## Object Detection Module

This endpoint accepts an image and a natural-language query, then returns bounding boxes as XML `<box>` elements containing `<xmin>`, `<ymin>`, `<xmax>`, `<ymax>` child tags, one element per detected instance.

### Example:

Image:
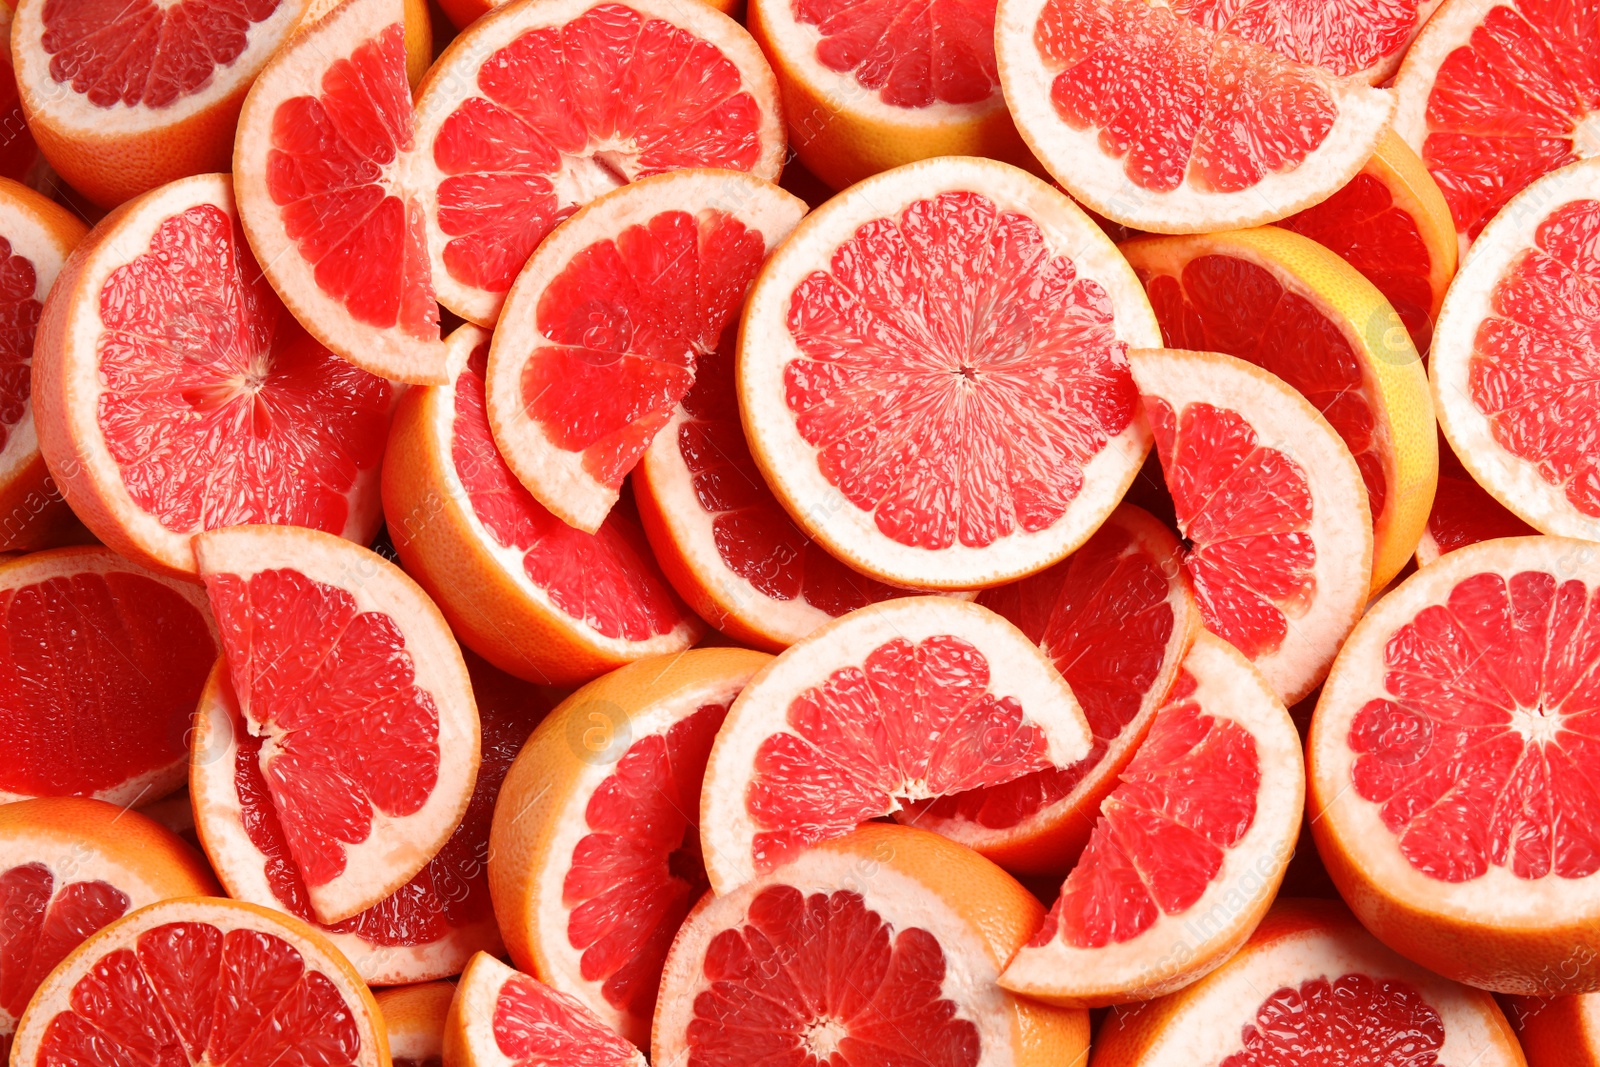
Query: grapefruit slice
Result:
<box><xmin>738</xmin><ymin>156</ymin><xmax>1161</xmax><ymax>590</ymax></box>
<box><xmin>996</xmin><ymin>0</ymin><xmax>1395</xmax><ymax>234</ymax></box>
<box><xmin>1430</xmin><ymin>158</ymin><xmax>1600</xmax><ymax>542</ymax></box>
<box><xmin>699</xmin><ymin>595</ymin><xmax>1094</xmax><ymax>893</ymax></box>
<box><xmin>0</xmin><ymin>546</ymin><xmax>218</xmax><ymax>805</ymax></box>
<box><xmin>999</xmin><ymin>631</ymin><xmax>1303</xmax><ymax>1006</ymax></box>
<box><xmin>1089</xmin><ymin>898</ymin><xmax>1526</xmax><ymax>1066</ymax></box>
<box><xmin>445</xmin><ymin>952</ymin><xmax>646</xmax><ymax>1066</ymax></box>
<box><xmin>1510</xmin><ymin>994</ymin><xmax>1600</xmax><ymax>1067</ymax></box>
<box><xmin>488</xmin><ymin>647</ymin><xmax>768</xmax><ymax>1047</ymax></box>
<box><xmin>653</xmin><ymin>823</ymin><xmax>1089</xmax><ymax>1066</ymax></box>
<box><xmin>376</xmin><ymin>981</ymin><xmax>452</xmax><ymax>1067</ymax></box>
<box><xmin>33</xmin><ymin>172</ymin><xmax>395</xmax><ymax>578</ymax></box>
<box><xmin>9</xmin><ymin>896</ymin><xmax>389</xmax><ymax>1067</ymax></box>
<box><xmin>1162</xmin><ymin>0</ymin><xmax>1443</xmax><ymax>83</ymax></box>
<box><xmin>1129</xmin><ymin>348</ymin><xmax>1373</xmax><ymax>704</ymax></box>
<box><xmin>485</xmin><ymin>171</ymin><xmax>804</xmax><ymax>532</ymax></box>
<box><xmin>1122</xmin><ymin>227</ymin><xmax>1436</xmax><ymax>594</ymax></box>
<box><xmin>383</xmin><ymin>323</ymin><xmax>702</xmax><ymax>686</ymax></box>
<box><xmin>0</xmin><ymin>797</ymin><xmax>218</xmax><ymax>1059</ymax></box>
<box><xmin>1417</xmin><ymin>434</ymin><xmax>1535</xmax><ymax>566</ymax></box>
<box><xmin>193</xmin><ymin>524</ymin><xmax>481</xmax><ymax>926</ymax></box>
<box><xmin>902</xmin><ymin>503</ymin><xmax>1200</xmax><ymax>876</ymax></box>
<box><xmin>234</xmin><ymin>0</ymin><xmax>446</xmax><ymax>385</ymax></box>
<box><xmin>1310</xmin><ymin>534</ymin><xmax>1600</xmax><ymax>994</ymax></box>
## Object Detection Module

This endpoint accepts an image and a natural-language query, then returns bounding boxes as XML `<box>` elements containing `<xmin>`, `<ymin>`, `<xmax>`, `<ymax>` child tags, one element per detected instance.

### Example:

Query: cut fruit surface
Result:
<box><xmin>1417</xmin><ymin>434</ymin><xmax>1535</xmax><ymax>567</ymax></box>
<box><xmin>1164</xmin><ymin>0</ymin><xmax>1441</xmax><ymax>82</ymax></box>
<box><xmin>485</xmin><ymin>170</ymin><xmax>805</xmax><ymax>532</ymax></box>
<box><xmin>1000</xmin><ymin>631</ymin><xmax>1303</xmax><ymax>1006</ymax></box>
<box><xmin>699</xmin><ymin>595</ymin><xmax>1093</xmax><ymax>893</ymax></box>
<box><xmin>739</xmin><ymin>156</ymin><xmax>1161</xmax><ymax>590</ymax></box>
<box><xmin>376</xmin><ymin>981</ymin><xmax>452</xmax><ymax>1067</ymax></box>
<box><xmin>193</xmin><ymin>524</ymin><xmax>481</xmax><ymax>926</ymax></box>
<box><xmin>34</xmin><ymin>172</ymin><xmax>394</xmax><ymax>577</ymax></box>
<box><xmin>384</xmin><ymin>323</ymin><xmax>702</xmax><ymax>687</ymax></box>
<box><xmin>0</xmin><ymin>546</ymin><xmax>218</xmax><ymax>805</ymax></box>
<box><xmin>412</xmin><ymin>0</ymin><xmax>785</xmax><ymax>326</ymax></box>
<box><xmin>445</xmin><ymin>951</ymin><xmax>646</xmax><ymax>1067</ymax></box>
<box><xmin>904</xmin><ymin>504</ymin><xmax>1199</xmax><ymax>876</ymax></box>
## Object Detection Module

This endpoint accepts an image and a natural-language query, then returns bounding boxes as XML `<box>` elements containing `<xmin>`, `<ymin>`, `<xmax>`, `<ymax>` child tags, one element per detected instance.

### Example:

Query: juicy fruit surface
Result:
<box><xmin>1425</xmin><ymin>444</ymin><xmax>1534</xmax><ymax>557</ymax></box>
<box><xmin>1170</xmin><ymin>0</ymin><xmax>1422</xmax><ymax>76</ymax></box>
<box><xmin>792</xmin><ymin>0</ymin><xmax>998</xmax><ymax>107</ymax></box>
<box><xmin>0</xmin><ymin>234</ymin><xmax>41</xmax><ymax>455</ymax></box>
<box><xmin>97</xmin><ymin>204</ymin><xmax>393</xmax><ymax>534</ymax></box>
<box><xmin>433</xmin><ymin>3</ymin><xmax>768</xmax><ymax>296</ymax></box>
<box><xmin>785</xmin><ymin>190</ymin><xmax>1135</xmax><ymax>551</ymax></box>
<box><xmin>493</xmin><ymin>972</ymin><xmax>638</xmax><ymax>1065</ymax></box>
<box><xmin>1221</xmin><ymin>973</ymin><xmax>1445</xmax><ymax>1065</ymax></box>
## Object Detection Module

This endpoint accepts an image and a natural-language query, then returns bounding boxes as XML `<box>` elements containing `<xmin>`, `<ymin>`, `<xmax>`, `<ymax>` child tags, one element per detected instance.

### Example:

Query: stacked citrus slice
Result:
<box><xmin>445</xmin><ymin>952</ymin><xmax>647</xmax><ymax>1066</ymax></box>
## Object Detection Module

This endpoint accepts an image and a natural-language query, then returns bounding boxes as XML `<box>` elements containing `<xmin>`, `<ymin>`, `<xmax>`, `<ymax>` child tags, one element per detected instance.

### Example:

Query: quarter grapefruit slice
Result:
<box><xmin>1417</xmin><ymin>434</ymin><xmax>1535</xmax><ymax>566</ymax></box>
<box><xmin>1129</xmin><ymin>348</ymin><xmax>1373</xmax><ymax>704</ymax></box>
<box><xmin>376</xmin><ymin>981</ymin><xmax>452</xmax><ymax>1067</ymax></box>
<box><xmin>738</xmin><ymin>156</ymin><xmax>1161</xmax><ymax>590</ymax></box>
<box><xmin>445</xmin><ymin>952</ymin><xmax>646</xmax><ymax>1066</ymax></box>
<box><xmin>384</xmin><ymin>324</ymin><xmax>702</xmax><ymax>686</ymax></box>
<box><xmin>485</xmin><ymin>171</ymin><xmax>804</xmax><ymax>532</ymax></box>
<box><xmin>193</xmin><ymin>524</ymin><xmax>481</xmax><ymax>925</ymax></box>
<box><xmin>488</xmin><ymin>647</ymin><xmax>768</xmax><ymax>1047</ymax></box>
<box><xmin>699</xmin><ymin>595</ymin><xmax>1094</xmax><ymax>893</ymax></box>
<box><xmin>34</xmin><ymin>172</ymin><xmax>395</xmax><ymax>578</ymax></box>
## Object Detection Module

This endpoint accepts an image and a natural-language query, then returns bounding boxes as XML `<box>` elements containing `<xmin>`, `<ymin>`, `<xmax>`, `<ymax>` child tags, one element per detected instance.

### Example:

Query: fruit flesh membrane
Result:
<box><xmin>792</xmin><ymin>0</ymin><xmax>1000</xmax><ymax>108</ymax></box>
<box><xmin>492</xmin><ymin>971</ymin><xmax>638</xmax><ymax>1065</ymax></box>
<box><xmin>0</xmin><ymin>232</ymin><xmax>40</xmax><ymax>456</ymax></box>
<box><xmin>1170</xmin><ymin>0</ymin><xmax>1424</xmax><ymax>77</ymax></box>
<box><xmin>1221</xmin><ymin>972</ymin><xmax>1450</xmax><ymax>1064</ymax></box>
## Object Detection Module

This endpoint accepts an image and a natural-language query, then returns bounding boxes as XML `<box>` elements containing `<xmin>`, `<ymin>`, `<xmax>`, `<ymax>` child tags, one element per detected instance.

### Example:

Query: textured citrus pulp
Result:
<box><xmin>485</xmin><ymin>170</ymin><xmax>804</xmax><ymax>533</ymax></box>
<box><xmin>0</xmin><ymin>797</ymin><xmax>218</xmax><ymax>1059</ymax></box>
<box><xmin>1089</xmin><ymin>898</ymin><xmax>1525</xmax><ymax>1066</ymax></box>
<box><xmin>1122</xmin><ymin>228</ymin><xmax>1436</xmax><ymax>596</ymax></box>
<box><xmin>487</xmin><ymin>648</ymin><xmax>766</xmax><ymax>1047</ymax></box>
<box><xmin>8</xmin><ymin>896</ymin><xmax>389</xmax><ymax>1067</ymax></box>
<box><xmin>445</xmin><ymin>951</ymin><xmax>646</xmax><ymax>1067</ymax></box>
<box><xmin>383</xmin><ymin>323</ymin><xmax>702</xmax><ymax>687</ymax></box>
<box><xmin>1310</xmin><ymin>534</ymin><xmax>1600</xmax><ymax>994</ymax></box>
<box><xmin>902</xmin><ymin>504</ymin><xmax>1199</xmax><ymax>876</ymax></box>
<box><xmin>193</xmin><ymin>524</ymin><xmax>480</xmax><ymax>926</ymax></box>
<box><xmin>995</xmin><ymin>0</ymin><xmax>1395</xmax><ymax>234</ymax></box>
<box><xmin>1417</xmin><ymin>434</ymin><xmax>1535</xmax><ymax>566</ymax></box>
<box><xmin>304</xmin><ymin>0</ymin><xmax>433</xmax><ymax>88</ymax></box>
<box><xmin>698</xmin><ymin>596</ymin><xmax>1094</xmax><ymax>893</ymax></box>
<box><xmin>375</xmin><ymin>981</ymin><xmax>453</xmax><ymax>1067</ymax></box>
<box><xmin>739</xmin><ymin>156</ymin><xmax>1161</xmax><ymax>590</ymax></box>
<box><xmin>0</xmin><ymin>546</ymin><xmax>218</xmax><ymax>806</ymax></box>
<box><xmin>33</xmin><ymin>173</ymin><xmax>394</xmax><ymax>577</ymax></box>
<box><xmin>999</xmin><ymin>631</ymin><xmax>1302</xmax><ymax>1006</ymax></box>
<box><xmin>233</xmin><ymin>0</ymin><xmax>447</xmax><ymax>385</ymax></box>
<box><xmin>1129</xmin><ymin>349</ymin><xmax>1373</xmax><ymax>704</ymax></box>
<box><xmin>1507</xmin><ymin>994</ymin><xmax>1600</xmax><ymax>1067</ymax></box>
<box><xmin>10</xmin><ymin>0</ymin><xmax>307</xmax><ymax>210</ymax></box>
<box><xmin>652</xmin><ymin>823</ymin><xmax>1089</xmax><ymax>1066</ymax></box>
<box><xmin>1430</xmin><ymin>158</ymin><xmax>1600</xmax><ymax>542</ymax></box>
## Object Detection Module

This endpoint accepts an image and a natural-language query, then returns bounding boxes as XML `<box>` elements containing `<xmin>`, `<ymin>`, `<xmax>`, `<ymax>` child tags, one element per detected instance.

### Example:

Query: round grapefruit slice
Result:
<box><xmin>193</xmin><ymin>524</ymin><xmax>481</xmax><ymax>926</ymax></box>
<box><xmin>0</xmin><ymin>546</ymin><xmax>218</xmax><ymax>806</ymax></box>
<box><xmin>9</xmin><ymin>896</ymin><xmax>389</xmax><ymax>1067</ymax></box>
<box><xmin>901</xmin><ymin>503</ymin><xmax>1200</xmax><ymax>876</ymax></box>
<box><xmin>652</xmin><ymin>823</ymin><xmax>1089</xmax><ymax>1066</ymax></box>
<box><xmin>1129</xmin><ymin>348</ymin><xmax>1373</xmax><ymax>704</ymax></box>
<box><xmin>1160</xmin><ymin>0</ymin><xmax>1443</xmax><ymax>83</ymax></box>
<box><xmin>384</xmin><ymin>323</ymin><xmax>702</xmax><ymax>686</ymax></box>
<box><xmin>234</xmin><ymin>0</ymin><xmax>446</xmax><ymax>385</ymax></box>
<box><xmin>376</xmin><ymin>981</ymin><xmax>452</xmax><ymax>1067</ymax></box>
<box><xmin>485</xmin><ymin>170</ymin><xmax>804</xmax><ymax>532</ymax></box>
<box><xmin>488</xmin><ymin>647</ymin><xmax>768</xmax><ymax>1047</ymax></box>
<box><xmin>0</xmin><ymin>797</ymin><xmax>218</xmax><ymax>1059</ymax></box>
<box><xmin>1121</xmin><ymin>227</ymin><xmax>1436</xmax><ymax>594</ymax></box>
<box><xmin>33</xmin><ymin>172</ymin><xmax>395</xmax><ymax>578</ymax></box>
<box><xmin>1089</xmin><ymin>898</ymin><xmax>1526</xmax><ymax>1066</ymax></box>
<box><xmin>738</xmin><ymin>156</ymin><xmax>1161</xmax><ymax>590</ymax></box>
<box><xmin>412</xmin><ymin>0</ymin><xmax>785</xmax><ymax>327</ymax></box>
<box><xmin>999</xmin><ymin>631</ymin><xmax>1303</xmax><ymax>1006</ymax></box>
<box><xmin>698</xmin><ymin>595</ymin><xmax>1094</xmax><ymax>893</ymax></box>
<box><xmin>446</xmin><ymin>951</ymin><xmax>645</xmax><ymax>1066</ymax></box>
<box><xmin>1510</xmin><ymin>994</ymin><xmax>1600</xmax><ymax>1067</ymax></box>
<box><xmin>1417</xmin><ymin>435</ymin><xmax>1535</xmax><ymax>566</ymax></box>
<box><xmin>1310</xmin><ymin>534</ymin><xmax>1600</xmax><ymax>994</ymax></box>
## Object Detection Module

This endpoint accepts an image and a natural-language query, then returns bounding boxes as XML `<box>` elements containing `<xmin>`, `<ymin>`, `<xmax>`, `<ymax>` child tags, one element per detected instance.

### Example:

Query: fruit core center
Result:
<box><xmin>804</xmin><ymin>1016</ymin><xmax>849</xmax><ymax>1059</ymax></box>
<box><xmin>558</xmin><ymin>147</ymin><xmax>635</xmax><ymax>206</ymax></box>
<box><xmin>954</xmin><ymin>364</ymin><xmax>980</xmax><ymax>384</ymax></box>
<box><xmin>1573</xmin><ymin>110</ymin><xmax>1600</xmax><ymax>158</ymax></box>
<box><xmin>1509</xmin><ymin>703</ymin><xmax>1564</xmax><ymax>745</ymax></box>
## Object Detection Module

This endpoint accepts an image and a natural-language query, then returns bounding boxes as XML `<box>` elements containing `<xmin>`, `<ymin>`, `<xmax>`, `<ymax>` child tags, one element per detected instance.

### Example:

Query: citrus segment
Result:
<box><xmin>445</xmin><ymin>952</ymin><xmax>646</xmax><ymax>1067</ymax></box>
<box><xmin>375</xmin><ymin>981</ymin><xmax>452</xmax><ymax>1067</ymax></box>
<box><xmin>1166</xmin><ymin>0</ymin><xmax>1440</xmax><ymax>81</ymax></box>
<box><xmin>1417</xmin><ymin>435</ymin><xmax>1535</xmax><ymax>566</ymax></box>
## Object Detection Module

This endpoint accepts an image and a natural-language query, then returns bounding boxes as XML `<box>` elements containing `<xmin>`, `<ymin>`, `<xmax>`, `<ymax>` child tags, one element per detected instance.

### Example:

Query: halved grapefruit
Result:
<box><xmin>194</xmin><ymin>524</ymin><xmax>481</xmax><ymax>925</ymax></box>
<box><xmin>383</xmin><ymin>323</ymin><xmax>702</xmax><ymax>686</ymax></box>
<box><xmin>738</xmin><ymin>156</ymin><xmax>1161</xmax><ymax>590</ymax></box>
<box><xmin>1163</xmin><ymin>0</ymin><xmax>1443</xmax><ymax>83</ymax></box>
<box><xmin>445</xmin><ymin>951</ymin><xmax>646</xmax><ymax>1066</ymax></box>
<box><xmin>1510</xmin><ymin>994</ymin><xmax>1600</xmax><ymax>1067</ymax></box>
<box><xmin>376</xmin><ymin>981</ymin><xmax>453</xmax><ymax>1067</ymax></box>
<box><xmin>1417</xmin><ymin>434</ymin><xmax>1534</xmax><ymax>567</ymax></box>
<box><xmin>485</xmin><ymin>170</ymin><xmax>804</xmax><ymax>532</ymax></box>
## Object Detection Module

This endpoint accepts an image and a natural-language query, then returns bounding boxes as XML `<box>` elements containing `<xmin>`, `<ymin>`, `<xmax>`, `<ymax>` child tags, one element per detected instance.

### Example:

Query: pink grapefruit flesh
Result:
<box><xmin>794</xmin><ymin>0</ymin><xmax>999</xmax><ymax>107</ymax></box>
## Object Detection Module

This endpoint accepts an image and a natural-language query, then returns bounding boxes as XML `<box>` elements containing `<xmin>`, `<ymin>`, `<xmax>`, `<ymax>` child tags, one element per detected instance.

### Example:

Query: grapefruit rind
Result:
<box><xmin>0</xmin><ymin>797</ymin><xmax>217</xmax><ymax>904</ymax></box>
<box><xmin>374</xmin><ymin>981</ymin><xmax>453</xmax><ymax>1062</ymax></box>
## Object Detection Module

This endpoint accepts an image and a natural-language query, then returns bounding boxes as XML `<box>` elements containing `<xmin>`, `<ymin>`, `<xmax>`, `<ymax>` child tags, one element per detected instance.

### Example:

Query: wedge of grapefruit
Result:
<box><xmin>376</xmin><ymin>981</ymin><xmax>453</xmax><ymax>1067</ymax></box>
<box><xmin>739</xmin><ymin>156</ymin><xmax>1161</xmax><ymax>590</ymax></box>
<box><xmin>485</xmin><ymin>171</ymin><xmax>804</xmax><ymax>532</ymax></box>
<box><xmin>1417</xmin><ymin>434</ymin><xmax>1534</xmax><ymax>566</ymax></box>
<box><xmin>446</xmin><ymin>951</ymin><xmax>646</xmax><ymax>1066</ymax></box>
<box><xmin>384</xmin><ymin>324</ymin><xmax>702</xmax><ymax>686</ymax></box>
<box><xmin>1510</xmin><ymin>994</ymin><xmax>1600</xmax><ymax>1067</ymax></box>
<box><xmin>1164</xmin><ymin>0</ymin><xmax>1443</xmax><ymax>83</ymax></box>
<box><xmin>193</xmin><ymin>524</ymin><xmax>481</xmax><ymax>926</ymax></box>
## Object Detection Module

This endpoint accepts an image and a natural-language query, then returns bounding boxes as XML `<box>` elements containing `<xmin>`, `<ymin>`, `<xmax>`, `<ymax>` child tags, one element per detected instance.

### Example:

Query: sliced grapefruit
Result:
<box><xmin>1163</xmin><ymin>0</ymin><xmax>1443</xmax><ymax>83</ymax></box>
<box><xmin>488</xmin><ymin>647</ymin><xmax>768</xmax><ymax>1047</ymax></box>
<box><xmin>446</xmin><ymin>951</ymin><xmax>646</xmax><ymax>1066</ymax></box>
<box><xmin>1510</xmin><ymin>994</ymin><xmax>1600</xmax><ymax>1067</ymax></box>
<box><xmin>1129</xmin><ymin>348</ymin><xmax>1373</xmax><ymax>704</ymax></box>
<box><xmin>34</xmin><ymin>172</ymin><xmax>395</xmax><ymax>578</ymax></box>
<box><xmin>1417</xmin><ymin>434</ymin><xmax>1535</xmax><ymax>567</ymax></box>
<box><xmin>902</xmin><ymin>503</ymin><xmax>1200</xmax><ymax>876</ymax></box>
<box><xmin>485</xmin><ymin>170</ymin><xmax>804</xmax><ymax>532</ymax></box>
<box><xmin>193</xmin><ymin>524</ymin><xmax>481</xmax><ymax>925</ymax></box>
<box><xmin>738</xmin><ymin>156</ymin><xmax>1161</xmax><ymax>590</ymax></box>
<box><xmin>1122</xmin><ymin>227</ymin><xmax>1436</xmax><ymax>594</ymax></box>
<box><xmin>376</xmin><ymin>981</ymin><xmax>453</xmax><ymax>1067</ymax></box>
<box><xmin>699</xmin><ymin>595</ymin><xmax>1093</xmax><ymax>893</ymax></box>
<box><xmin>384</xmin><ymin>323</ymin><xmax>702</xmax><ymax>686</ymax></box>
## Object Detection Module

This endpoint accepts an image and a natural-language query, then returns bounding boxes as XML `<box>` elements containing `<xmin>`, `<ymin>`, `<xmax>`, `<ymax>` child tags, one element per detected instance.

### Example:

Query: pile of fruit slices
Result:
<box><xmin>0</xmin><ymin>0</ymin><xmax>1596</xmax><ymax>1063</ymax></box>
